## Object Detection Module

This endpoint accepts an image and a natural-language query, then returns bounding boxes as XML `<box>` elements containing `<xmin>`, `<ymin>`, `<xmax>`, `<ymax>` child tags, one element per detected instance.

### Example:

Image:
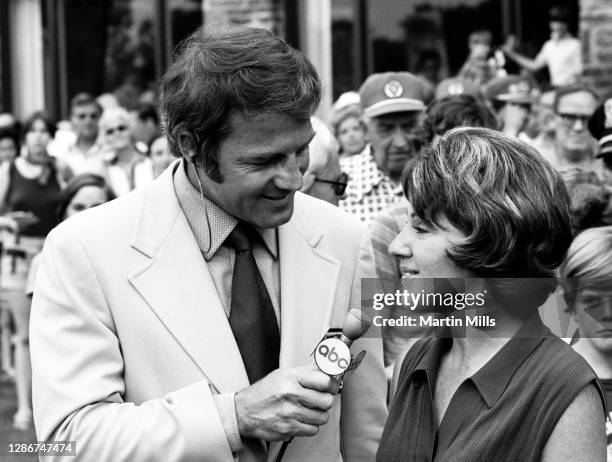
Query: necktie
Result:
<box><xmin>225</xmin><ymin>223</ymin><xmax>280</xmax><ymax>383</ymax></box>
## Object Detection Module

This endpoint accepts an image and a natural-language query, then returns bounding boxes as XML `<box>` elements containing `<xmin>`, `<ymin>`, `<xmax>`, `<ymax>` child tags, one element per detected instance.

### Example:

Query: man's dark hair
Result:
<box><xmin>159</xmin><ymin>26</ymin><xmax>321</xmax><ymax>182</ymax></box>
<box><xmin>549</xmin><ymin>5</ymin><xmax>571</xmax><ymax>24</ymax></box>
<box><xmin>423</xmin><ymin>94</ymin><xmax>498</xmax><ymax>142</ymax></box>
<box><xmin>70</xmin><ymin>92</ymin><xmax>102</xmax><ymax>116</ymax></box>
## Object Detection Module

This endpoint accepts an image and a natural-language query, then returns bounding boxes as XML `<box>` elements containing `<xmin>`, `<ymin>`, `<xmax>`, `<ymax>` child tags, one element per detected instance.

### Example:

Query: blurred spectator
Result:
<box><xmin>457</xmin><ymin>30</ymin><xmax>500</xmax><ymax>87</ymax></box>
<box><xmin>301</xmin><ymin>117</ymin><xmax>346</xmax><ymax>206</ymax></box>
<box><xmin>548</xmin><ymin>85</ymin><xmax>600</xmax><ymax>171</ymax></box>
<box><xmin>98</xmin><ymin>107</ymin><xmax>154</xmax><ymax>196</ymax></box>
<box><xmin>423</xmin><ymin>94</ymin><xmax>497</xmax><ymax>144</ymax></box>
<box><xmin>0</xmin><ymin>113</ymin><xmax>21</xmax><ymax>134</ymax></box>
<box><xmin>0</xmin><ymin>128</ymin><xmax>19</xmax><ymax>164</ymax></box>
<box><xmin>96</xmin><ymin>92</ymin><xmax>120</xmax><ymax>111</ymax></box>
<box><xmin>52</xmin><ymin>93</ymin><xmax>104</xmax><ymax>177</ymax></box>
<box><xmin>485</xmin><ymin>75</ymin><xmax>535</xmax><ymax>137</ymax></box>
<box><xmin>557</xmin><ymin>167</ymin><xmax>612</xmax><ymax>235</ymax></box>
<box><xmin>415</xmin><ymin>49</ymin><xmax>442</xmax><ymax>88</ymax></box>
<box><xmin>559</xmin><ymin>226</ymin><xmax>612</xmax><ymax>459</ymax></box>
<box><xmin>149</xmin><ymin>136</ymin><xmax>174</xmax><ymax>179</ymax></box>
<box><xmin>520</xmin><ymin>90</ymin><xmax>557</xmax><ymax>161</ymax></box>
<box><xmin>329</xmin><ymin>105</ymin><xmax>368</xmax><ymax>159</ymax></box>
<box><xmin>331</xmin><ymin>91</ymin><xmax>361</xmax><ymax>113</ymax></box>
<box><xmin>132</xmin><ymin>102</ymin><xmax>161</xmax><ymax>153</ymax></box>
<box><xmin>25</xmin><ymin>173</ymin><xmax>116</xmax><ymax>298</ymax></box>
<box><xmin>588</xmin><ymin>95</ymin><xmax>612</xmax><ymax>185</ymax></box>
<box><xmin>370</xmin><ymin>95</ymin><xmax>498</xmax><ymax>369</ymax></box>
<box><xmin>0</xmin><ymin>111</ymin><xmax>63</xmax><ymax>430</ymax></box>
<box><xmin>435</xmin><ymin>77</ymin><xmax>481</xmax><ymax>100</ymax></box>
<box><xmin>503</xmin><ymin>5</ymin><xmax>582</xmax><ymax>87</ymax></box>
<box><xmin>339</xmin><ymin>72</ymin><xmax>430</xmax><ymax>225</ymax></box>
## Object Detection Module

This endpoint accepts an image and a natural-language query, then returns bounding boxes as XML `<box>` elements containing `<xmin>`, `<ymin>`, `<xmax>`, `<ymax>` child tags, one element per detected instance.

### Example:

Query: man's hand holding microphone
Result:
<box><xmin>234</xmin><ymin>309</ymin><xmax>372</xmax><ymax>444</ymax></box>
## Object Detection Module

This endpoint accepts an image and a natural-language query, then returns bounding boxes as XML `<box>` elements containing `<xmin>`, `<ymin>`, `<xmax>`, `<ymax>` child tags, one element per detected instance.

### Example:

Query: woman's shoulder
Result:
<box><xmin>530</xmin><ymin>335</ymin><xmax>597</xmax><ymax>381</ymax></box>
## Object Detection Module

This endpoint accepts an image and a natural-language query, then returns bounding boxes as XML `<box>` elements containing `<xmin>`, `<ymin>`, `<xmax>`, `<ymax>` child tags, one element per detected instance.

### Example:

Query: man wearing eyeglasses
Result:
<box><xmin>549</xmin><ymin>84</ymin><xmax>600</xmax><ymax>171</ymax></box>
<box><xmin>301</xmin><ymin>117</ymin><xmax>348</xmax><ymax>206</ymax></box>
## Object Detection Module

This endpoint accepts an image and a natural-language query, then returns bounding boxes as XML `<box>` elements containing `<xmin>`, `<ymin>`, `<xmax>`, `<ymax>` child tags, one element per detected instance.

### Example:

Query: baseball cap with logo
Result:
<box><xmin>359</xmin><ymin>72</ymin><xmax>431</xmax><ymax>118</ymax></box>
<box><xmin>435</xmin><ymin>78</ymin><xmax>481</xmax><ymax>100</ymax></box>
<box><xmin>485</xmin><ymin>75</ymin><xmax>536</xmax><ymax>104</ymax></box>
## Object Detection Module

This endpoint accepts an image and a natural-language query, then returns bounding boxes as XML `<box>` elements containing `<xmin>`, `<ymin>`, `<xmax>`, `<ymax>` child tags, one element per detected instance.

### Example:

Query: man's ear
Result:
<box><xmin>301</xmin><ymin>172</ymin><xmax>316</xmax><ymax>193</ymax></box>
<box><xmin>177</xmin><ymin>131</ymin><xmax>198</xmax><ymax>163</ymax></box>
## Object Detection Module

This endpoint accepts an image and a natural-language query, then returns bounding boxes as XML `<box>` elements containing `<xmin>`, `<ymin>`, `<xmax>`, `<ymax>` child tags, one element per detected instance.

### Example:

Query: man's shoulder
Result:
<box><xmin>294</xmin><ymin>192</ymin><xmax>362</xmax><ymax>226</ymax></box>
<box><xmin>51</xmin><ymin>187</ymin><xmax>144</xmax><ymax>245</ymax></box>
<box><xmin>292</xmin><ymin>192</ymin><xmax>364</xmax><ymax>241</ymax></box>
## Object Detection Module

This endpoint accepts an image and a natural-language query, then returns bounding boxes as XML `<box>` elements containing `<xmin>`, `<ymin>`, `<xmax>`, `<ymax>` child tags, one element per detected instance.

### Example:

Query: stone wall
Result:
<box><xmin>581</xmin><ymin>0</ymin><xmax>612</xmax><ymax>96</ymax></box>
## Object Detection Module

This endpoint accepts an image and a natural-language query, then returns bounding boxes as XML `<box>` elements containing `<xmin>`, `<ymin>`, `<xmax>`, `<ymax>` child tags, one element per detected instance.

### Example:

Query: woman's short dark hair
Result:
<box><xmin>423</xmin><ymin>95</ymin><xmax>498</xmax><ymax>142</ymax></box>
<box><xmin>159</xmin><ymin>26</ymin><xmax>321</xmax><ymax>182</ymax></box>
<box><xmin>0</xmin><ymin>127</ymin><xmax>19</xmax><ymax>148</ymax></box>
<box><xmin>402</xmin><ymin>127</ymin><xmax>572</xmax><ymax>312</ymax></box>
<box><xmin>56</xmin><ymin>174</ymin><xmax>116</xmax><ymax>223</ymax></box>
<box><xmin>21</xmin><ymin>111</ymin><xmax>57</xmax><ymax>142</ymax></box>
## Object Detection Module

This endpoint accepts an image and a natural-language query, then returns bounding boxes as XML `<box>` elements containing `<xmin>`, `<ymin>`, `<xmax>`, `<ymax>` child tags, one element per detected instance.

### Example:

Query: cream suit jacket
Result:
<box><xmin>30</xmin><ymin>164</ymin><xmax>387</xmax><ymax>462</ymax></box>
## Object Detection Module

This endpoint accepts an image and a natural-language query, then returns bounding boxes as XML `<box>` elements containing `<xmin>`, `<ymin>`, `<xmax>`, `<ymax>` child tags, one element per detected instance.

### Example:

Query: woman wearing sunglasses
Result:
<box><xmin>98</xmin><ymin>107</ymin><xmax>154</xmax><ymax>196</ymax></box>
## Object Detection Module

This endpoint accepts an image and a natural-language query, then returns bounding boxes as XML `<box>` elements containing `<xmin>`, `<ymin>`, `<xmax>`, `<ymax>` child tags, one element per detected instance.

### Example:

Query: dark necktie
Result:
<box><xmin>225</xmin><ymin>223</ymin><xmax>280</xmax><ymax>384</ymax></box>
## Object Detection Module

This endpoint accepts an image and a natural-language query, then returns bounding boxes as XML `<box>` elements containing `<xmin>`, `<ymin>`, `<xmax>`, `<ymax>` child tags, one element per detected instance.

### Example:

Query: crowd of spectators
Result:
<box><xmin>0</xmin><ymin>5</ymin><xmax>611</xmax><ymax>461</ymax></box>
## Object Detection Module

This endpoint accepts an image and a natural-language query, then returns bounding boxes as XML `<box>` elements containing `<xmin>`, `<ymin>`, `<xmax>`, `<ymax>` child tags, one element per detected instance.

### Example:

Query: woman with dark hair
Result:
<box><xmin>54</xmin><ymin>173</ymin><xmax>115</xmax><ymax>223</ymax></box>
<box><xmin>377</xmin><ymin>127</ymin><xmax>606</xmax><ymax>461</ymax></box>
<box><xmin>0</xmin><ymin>127</ymin><xmax>19</xmax><ymax>164</ymax></box>
<box><xmin>0</xmin><ymin>111</ymin><xmax>66</xmax><ymax>430</ymax></box>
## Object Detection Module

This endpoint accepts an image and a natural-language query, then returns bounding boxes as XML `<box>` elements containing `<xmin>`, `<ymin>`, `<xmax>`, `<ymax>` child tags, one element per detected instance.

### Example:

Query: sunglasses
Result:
<box><xmin>105</xmin><ymin>125</ymin><xmax>128</xmax><ymax>136</ymax></box>
<box><xmin>314</xmin><ymin>172</ymin><xmax>349</xmax><ymax>196</ymax></box>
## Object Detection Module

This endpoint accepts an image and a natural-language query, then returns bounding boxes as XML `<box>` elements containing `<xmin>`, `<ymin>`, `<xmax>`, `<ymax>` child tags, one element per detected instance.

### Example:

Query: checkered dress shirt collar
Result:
<box><xmin>339</xmin><ymin>145</ymin><xmax>404</xmax><ymax>224</ymax></box>
<box><xmin>173</xmin><ymin>160</ymin><xmax>277</xmax><ymax>260</ymax></box>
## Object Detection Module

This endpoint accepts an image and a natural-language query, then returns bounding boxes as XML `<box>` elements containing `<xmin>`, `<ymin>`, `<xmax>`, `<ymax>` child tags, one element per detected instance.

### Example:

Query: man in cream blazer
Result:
<box><xmin>30</xmin><ymin>26</ymin><xmax>387</xmax><ymax>462</ymax></box>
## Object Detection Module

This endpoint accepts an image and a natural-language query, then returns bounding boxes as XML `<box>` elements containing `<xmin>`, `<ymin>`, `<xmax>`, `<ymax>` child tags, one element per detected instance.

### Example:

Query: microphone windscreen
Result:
<box><xmin>341</xmin><ymin>309</ymin><xmax>373</xmax><ymax>342</ymax></box>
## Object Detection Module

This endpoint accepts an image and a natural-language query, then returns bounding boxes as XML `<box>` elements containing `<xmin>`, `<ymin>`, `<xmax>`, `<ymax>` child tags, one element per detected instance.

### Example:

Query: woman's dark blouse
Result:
<box><xmin>6</xmin><ymin>161</ymin><xmax>61</xmax><ymax>236</ymax></box>
<box><xmin>377</xmin><ymin>316</ymin><xmax>605</xmax><ymax>462</ymax></box>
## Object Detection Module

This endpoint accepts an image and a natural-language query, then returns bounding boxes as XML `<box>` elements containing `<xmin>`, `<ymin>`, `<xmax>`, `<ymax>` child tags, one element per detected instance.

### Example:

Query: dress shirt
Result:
<box><xmin>339</xmin><ymin>145</ymin><xmax>405</xmax><ymax>226</ymax></box>
<box><xmin>173</xmin><ymin>160</ymin><xmax>281</xmax><ymax>454</ymax></box>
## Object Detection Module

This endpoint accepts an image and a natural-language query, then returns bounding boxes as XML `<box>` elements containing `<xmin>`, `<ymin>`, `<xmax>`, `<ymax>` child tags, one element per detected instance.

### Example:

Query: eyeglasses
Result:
<box><xmin>314</xmin><ymin>172</ymin><xmax>349</xmax><ymax>196</ymax></box>
<box><xmin>557</xmin><ymin>112</ymin><xmax>590</xmax><ymax>127</ymax></box>
<box><xmin>105</xmin><ymin>125</ymin><xmax>128</xmax><ymax>136</ymax></box>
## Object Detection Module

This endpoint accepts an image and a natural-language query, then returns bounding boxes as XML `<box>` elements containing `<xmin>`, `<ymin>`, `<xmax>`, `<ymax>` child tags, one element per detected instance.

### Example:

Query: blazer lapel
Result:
<box><xmin>128</xmin><ymin>165</ymin><xmax>249</xmax><ymax>393</ymax></box>
<box><xmin>278</xmin><ymin>197</ymin><xmax>341</xmax><ymax>368</ymax></box>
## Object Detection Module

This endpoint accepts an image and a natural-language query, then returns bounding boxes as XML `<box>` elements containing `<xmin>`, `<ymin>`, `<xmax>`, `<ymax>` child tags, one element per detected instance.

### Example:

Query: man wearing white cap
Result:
<box><xmin>339</xmin><ymin>72</ymin><xmax>431</xmax><ymax>225</ymax></box>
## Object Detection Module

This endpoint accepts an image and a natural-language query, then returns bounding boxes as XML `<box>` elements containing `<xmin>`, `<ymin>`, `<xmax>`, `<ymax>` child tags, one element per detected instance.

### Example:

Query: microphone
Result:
<box><xmin>314</xmin><ymin>309</ymin><xmax>372</xmax><ymax>377</ymax></box>
<box><xmin>275</xmin><ymin>310</ymin><xmax>372</xmax><ymax>462</ymax></box>
<box><xmin>339</xmin><ymin>309</ymin><xmax>372</xmax><ymax>347</ymax></box>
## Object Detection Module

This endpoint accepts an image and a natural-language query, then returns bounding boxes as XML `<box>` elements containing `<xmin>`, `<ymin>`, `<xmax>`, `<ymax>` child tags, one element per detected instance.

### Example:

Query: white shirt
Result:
<box><xmin>536</xmin><ymin>36</ymin><xmax>582</xmax><ymax>86</ymax></box>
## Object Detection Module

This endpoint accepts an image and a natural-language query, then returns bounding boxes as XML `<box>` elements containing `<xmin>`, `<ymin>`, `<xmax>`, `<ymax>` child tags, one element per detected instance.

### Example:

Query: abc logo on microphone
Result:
<box><xmin>314</xmin><ymin>338</ymin><xmax>351</xmax><ymax>376</ymax></box>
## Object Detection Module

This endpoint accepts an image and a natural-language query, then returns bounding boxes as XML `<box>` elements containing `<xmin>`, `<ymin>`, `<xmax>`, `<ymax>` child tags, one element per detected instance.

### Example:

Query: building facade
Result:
<box><xmin>0</xmin><ymin>0</ymin><xmax>610</xmax><ymax>123</ymax></box>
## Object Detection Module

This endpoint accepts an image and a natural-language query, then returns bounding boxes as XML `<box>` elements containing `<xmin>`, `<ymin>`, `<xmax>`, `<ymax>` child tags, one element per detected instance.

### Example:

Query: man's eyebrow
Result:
<box><xmin>240</xmin><ymin>133</ymin><xmax>316</xmax><ymax>161</ymax></box>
